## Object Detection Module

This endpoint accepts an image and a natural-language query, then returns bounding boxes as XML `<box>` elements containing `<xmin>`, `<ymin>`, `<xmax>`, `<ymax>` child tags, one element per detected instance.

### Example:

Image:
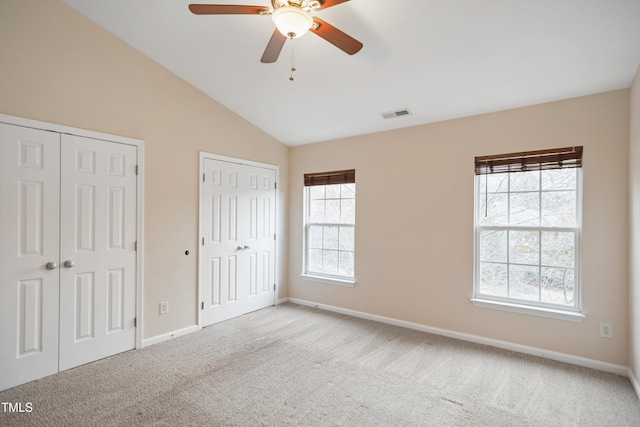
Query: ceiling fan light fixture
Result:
<box><xmin>272</xmin><ymin>6</ymin><xmax>313</xmax><ymax>38</ymax></box>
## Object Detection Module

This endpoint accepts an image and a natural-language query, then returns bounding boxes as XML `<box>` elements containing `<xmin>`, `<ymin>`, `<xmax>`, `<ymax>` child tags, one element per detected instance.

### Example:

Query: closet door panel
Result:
<box><xmin>201</xmin><ymin>159</ymin><xmax>248</xmax><ymax>325</ymax></box>
<box><xmin>200</xmin><ymin>158</ymin><xmax>276</xmax><ymax>327</ymax></box>
<box><xmin>0</xmin><ymin>124</ymin><xmax>61</xmax><ymax>391</ymax></box>
<box><xmin>58</xmin><ymin>135</ymin><xmax>137</xmax><ymax>371</ymax></box>
<box><xmin>242</xmin><ymin>166</ymin><xmax>276</xmax><ymax>313</ymax></box>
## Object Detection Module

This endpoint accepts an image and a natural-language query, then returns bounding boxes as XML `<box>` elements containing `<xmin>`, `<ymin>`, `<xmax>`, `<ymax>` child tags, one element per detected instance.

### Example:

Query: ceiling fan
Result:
<box><xmin>189</xmin><ymin>0</ymin><xmax>363</xmax><ymax>64</ymax></box>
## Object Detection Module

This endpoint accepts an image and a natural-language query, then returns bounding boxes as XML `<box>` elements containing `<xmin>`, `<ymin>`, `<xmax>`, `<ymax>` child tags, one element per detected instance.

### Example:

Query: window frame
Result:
<box><xmin>472</xmin><ymin>148</ymin><xmax>584</xmax><ymax>322</ymax></box>
<box><xmin>302</xmin><ymin>171</ymin><xmax>356</xmax><ymax>286</ymax></box>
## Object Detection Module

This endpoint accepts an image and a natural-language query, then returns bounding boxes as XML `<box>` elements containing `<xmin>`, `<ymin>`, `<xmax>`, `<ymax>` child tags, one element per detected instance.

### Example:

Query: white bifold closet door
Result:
<box><xmin>58</xmin><ymin>134</ymin><xmax>137</xmax><ymax>371</ymax></box>
<box><xmin>0</xmin><ymin>125</ymin><xmax>61</xmax><ymax>390</ymax></box>
<box><xmin>0</xmin><ymin>123</ymin><xmax>137</xmax><ymax>391</ymax></box>
<box><xmin>200</xmin><ymin>157</ymin><xmax>276</xmax><ymax>327</ymax></box>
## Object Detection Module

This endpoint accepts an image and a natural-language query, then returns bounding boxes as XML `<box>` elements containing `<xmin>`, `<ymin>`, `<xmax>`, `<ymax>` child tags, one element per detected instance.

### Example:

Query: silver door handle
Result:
<box><xmin>63</xmin><ymin>260</ymin><xmax>75</xmax><ymax>268</ymax></box>
<box><xmin>45</xmin><ymin>261</ymin><xmax>58</xmax><ymax>270</ymax></box>
<box><xmin>236</xmin><ymin>246</ymin><xmax>244</xmax><ymax>251</ymax></box>
<box><xmin>243</xmin><ymin>245</ymin><xmax>250</xmax><ymax>250</ymax></box>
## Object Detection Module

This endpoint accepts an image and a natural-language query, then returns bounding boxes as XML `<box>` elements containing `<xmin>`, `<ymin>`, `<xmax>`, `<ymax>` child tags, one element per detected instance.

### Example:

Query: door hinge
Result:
<box><xmin>134</xmin><ymin>241</ymin><xmax>137</xmax><ymax>251</ymax></box>
<box><xmin>135</xmin><ymin>165</ymin><xmax>139</xmax><ymax>175</ymax></box>
<box><xmin>274</xmin><ymin>182</ymin><xmax>277</xmax><ymax>190</ymax></box>
<box><xmin>202</xmin><ymin>237</ymin><xmax>204</xmax><ymax>246</ymax></box>
<box><xmin>134</xmin><ymin>317</ymin><xmax>137</xmax><ymax>327</ymax></box>
<box><xmin>274</xmin><ymin>233</ymin><xmax>276</xmax><ymax>240</ymax></box>
<box><xmin>274</xmin><ymin>284</ymin><xmax>276</xmax><ymax>291</ymax></box>
<box><xmin>201</xmin><ymin>301</ymin><xmax>204</xmax><ymax>310</ymax></box>
<box><xmin>203</xmin><ymin>173</ymin><xmax>205</xmax><ymax>182</ymax></box>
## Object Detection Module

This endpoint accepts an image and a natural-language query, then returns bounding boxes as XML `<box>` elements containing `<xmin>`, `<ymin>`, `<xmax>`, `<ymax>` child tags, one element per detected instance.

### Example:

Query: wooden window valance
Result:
<box><xmin>475</xmin><ymin>146</ymin><xmax>583</xmax><ymax>175</ymax></box>
<box><xmin>304</xmin><ymin>169</ymin><xmax>355</xmax><ymax>186</ymax></box>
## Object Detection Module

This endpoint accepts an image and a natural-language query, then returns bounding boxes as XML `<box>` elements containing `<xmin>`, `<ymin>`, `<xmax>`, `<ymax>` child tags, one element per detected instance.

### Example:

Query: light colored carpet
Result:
<box><xmin>1</xmin><ymin>303</ymin><xmax>639</xmax><ymax>426</ymax></box>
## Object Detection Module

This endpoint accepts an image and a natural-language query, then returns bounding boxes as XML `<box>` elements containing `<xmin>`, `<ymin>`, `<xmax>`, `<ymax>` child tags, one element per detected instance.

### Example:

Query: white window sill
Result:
<box><xmin>470</xmin><ymin>298</ymin><xmax>585</xmax><ymax>323</ymax></box>
<box><xmin>300</xmin><ymin>274</ymin><xmax>356</xmax><ymax>287</ymax></box>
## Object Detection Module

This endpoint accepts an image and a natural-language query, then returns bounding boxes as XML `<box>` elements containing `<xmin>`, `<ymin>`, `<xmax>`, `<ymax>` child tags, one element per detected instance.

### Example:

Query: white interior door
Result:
<box><xmin>58</xmin><ymin>134</ymin><xmax>137</xmax><ymax>371</ymax></box>
<box><xmin>200</xmin><ymin>157</ymin><xmax>276</xmax><ymax>327</ymax></box>
<box><xmin>1</xmin><ymin>121</ymin><xmax>139</xmax><ymax>391</ymax></box>
<box><xmin>0</xmin><ymin>124</ymin><xmax>61</xmax><ymax>391</ymax></box>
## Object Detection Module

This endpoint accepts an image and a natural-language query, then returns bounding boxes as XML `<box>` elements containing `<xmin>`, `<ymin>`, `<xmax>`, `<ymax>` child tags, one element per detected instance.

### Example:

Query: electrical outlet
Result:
<box><xmin>159</xmin><ymin>301</ymin><xmax>169</xmax><ymax>315</ymax></box>
<box><xmin>600</xmin><ymin>322</ymin><xmax>613</xmax><ymax>339</ymax></box>
<box><xmin>293</xmin><ymin>276</ymin><xmax>297</xmax><ymax>285</ymax></box>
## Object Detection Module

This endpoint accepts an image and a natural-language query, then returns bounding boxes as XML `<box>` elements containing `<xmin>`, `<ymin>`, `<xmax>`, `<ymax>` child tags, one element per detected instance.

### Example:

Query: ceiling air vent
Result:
<box><xmin>381</xmin><ymin>108</ymin><xmax>412</xmax><ymax>119</ymax></box>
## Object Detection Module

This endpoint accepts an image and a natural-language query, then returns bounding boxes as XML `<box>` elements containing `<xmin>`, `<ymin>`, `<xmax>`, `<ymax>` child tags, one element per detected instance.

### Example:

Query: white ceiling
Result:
<box><xmin>62</xmin><ymin>0</ymin><xmax>640</xmax><ymax>146</ymax></box>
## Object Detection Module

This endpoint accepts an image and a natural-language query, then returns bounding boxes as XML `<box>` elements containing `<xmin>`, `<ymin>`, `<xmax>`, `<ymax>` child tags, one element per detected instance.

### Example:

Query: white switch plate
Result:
<box><xmin>159</xmin><ymin>301</ymin><xmax>169</xmax><ymax>315</ymax></box>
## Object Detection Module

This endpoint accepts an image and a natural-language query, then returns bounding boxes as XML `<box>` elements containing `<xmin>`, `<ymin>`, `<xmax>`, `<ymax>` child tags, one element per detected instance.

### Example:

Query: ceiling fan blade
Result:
<box><xmin>318</xmin><ymin>0</ymin><xmax>351</xmax><ymax>9</ymax></box>
<box><xmin>261</xmin><ymin>29</ymin><xmax>287</xmax><ymax>63</ymax></box>
<box><xmin>188</xmin><ymin>4</ymin><xmax>271</xmax><ymax>15</ymax></box>
<box><xmin>310</xmin><ymin>17</ymin><xmax>363</xmax><ymax>55</ymax></box>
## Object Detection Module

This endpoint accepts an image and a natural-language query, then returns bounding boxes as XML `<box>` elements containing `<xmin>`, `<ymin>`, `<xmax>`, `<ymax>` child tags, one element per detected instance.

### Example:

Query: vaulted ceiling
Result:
<box><xmin>62</xmin><ymin>0</ymin><xmax>640</xmax><ymax>146</ymax></box>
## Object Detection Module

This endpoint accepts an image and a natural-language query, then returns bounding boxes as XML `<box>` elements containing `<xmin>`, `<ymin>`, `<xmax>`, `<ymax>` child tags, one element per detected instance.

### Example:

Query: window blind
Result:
<box><xmin>304</xmin><ymin>169</ymin><xmax>355</xmax><ymax>186</ymax></box>
<box><xmin>474</xmin><ymin>146</ymin><xmax>583</xmax><ymax>175</ymax></box>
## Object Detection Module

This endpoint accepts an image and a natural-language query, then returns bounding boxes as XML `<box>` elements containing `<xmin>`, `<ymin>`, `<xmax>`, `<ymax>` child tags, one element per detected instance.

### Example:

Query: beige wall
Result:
<box><xmin>630</xmin><ymin>66</ymin><xmax>640</xmax><ymax>378</ymax></box>
<box><xmin>290</xmin><ymin>90</ymin><xmax>631</xmax><ymax>365</ymax></box>
<box><xmin>0</xmin><ymin>0</ymin><xmax>289</xmax><ymax>339</ymax></box>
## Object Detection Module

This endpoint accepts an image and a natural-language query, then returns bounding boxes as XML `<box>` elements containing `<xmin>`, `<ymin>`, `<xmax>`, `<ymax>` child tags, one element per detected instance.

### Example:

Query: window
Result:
<box><xmin>473</xmin><ymin>147</ymin><xmax>583</xmax><ymax>317</ymax></box>
<box><xmin>303</xmin><ymin>170</ymin><xmax>356</xmax><ymax>283</ymax></box>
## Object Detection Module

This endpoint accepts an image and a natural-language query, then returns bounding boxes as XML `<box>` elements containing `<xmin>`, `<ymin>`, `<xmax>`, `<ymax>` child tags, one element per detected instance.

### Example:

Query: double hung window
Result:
<box><xmin>474</xmin><ymin>147</ymin><xmax>583</xmax><ymax>314</ymax></box>
<box><xmin>303</xmin><ymin>170</ymin><xmax>356</xmax><ymax>282</ymax></box>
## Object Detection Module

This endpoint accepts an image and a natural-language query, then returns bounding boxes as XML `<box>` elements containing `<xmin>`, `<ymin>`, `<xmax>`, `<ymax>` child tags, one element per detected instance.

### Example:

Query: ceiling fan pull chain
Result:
<box><xmin>289</xmin><ymin>37</ymin><xmax>296</xmax><ymax>81</ymax></box>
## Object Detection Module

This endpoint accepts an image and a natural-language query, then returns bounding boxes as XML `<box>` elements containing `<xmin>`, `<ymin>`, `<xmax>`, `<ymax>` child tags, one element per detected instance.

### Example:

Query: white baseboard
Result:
<box><xmin>628</xmin><ymin>367</ymin><xmax>640</xmax><ymax>398</ymax></box>
<box><xmin>276</xmin><ymin>297</ymin><xmax>289</xmax><ymax>305</ymax></box>
<box><xmin>286</xmin><ymin>297</ymin><xmax>631</xmax><ymax>378</ymax></box>
<box><xmin>142</xmin><ymin>324</ymin><xmax>198</xmax><ymax>348</ymax></box>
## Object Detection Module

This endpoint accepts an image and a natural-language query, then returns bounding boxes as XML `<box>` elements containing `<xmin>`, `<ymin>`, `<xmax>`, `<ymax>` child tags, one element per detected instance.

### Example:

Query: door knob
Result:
<box><xmin>243</xmin><ymin>245</ymin><xmax>250</xmax><ymax>250</ymax></box>
<box><xmin>63</xmin><ymin>260</ymin><xmax>75</xmax><ymax>268</ymax></box>
<box><xmin>45</xmin><ymin>261</ymin><xmax>58</xmax><ymax>270</ymax></box>
<box><xmin>236</xmin><ymin>246</ymin><xmax>244</xmax><ymax>251</ymax></box>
